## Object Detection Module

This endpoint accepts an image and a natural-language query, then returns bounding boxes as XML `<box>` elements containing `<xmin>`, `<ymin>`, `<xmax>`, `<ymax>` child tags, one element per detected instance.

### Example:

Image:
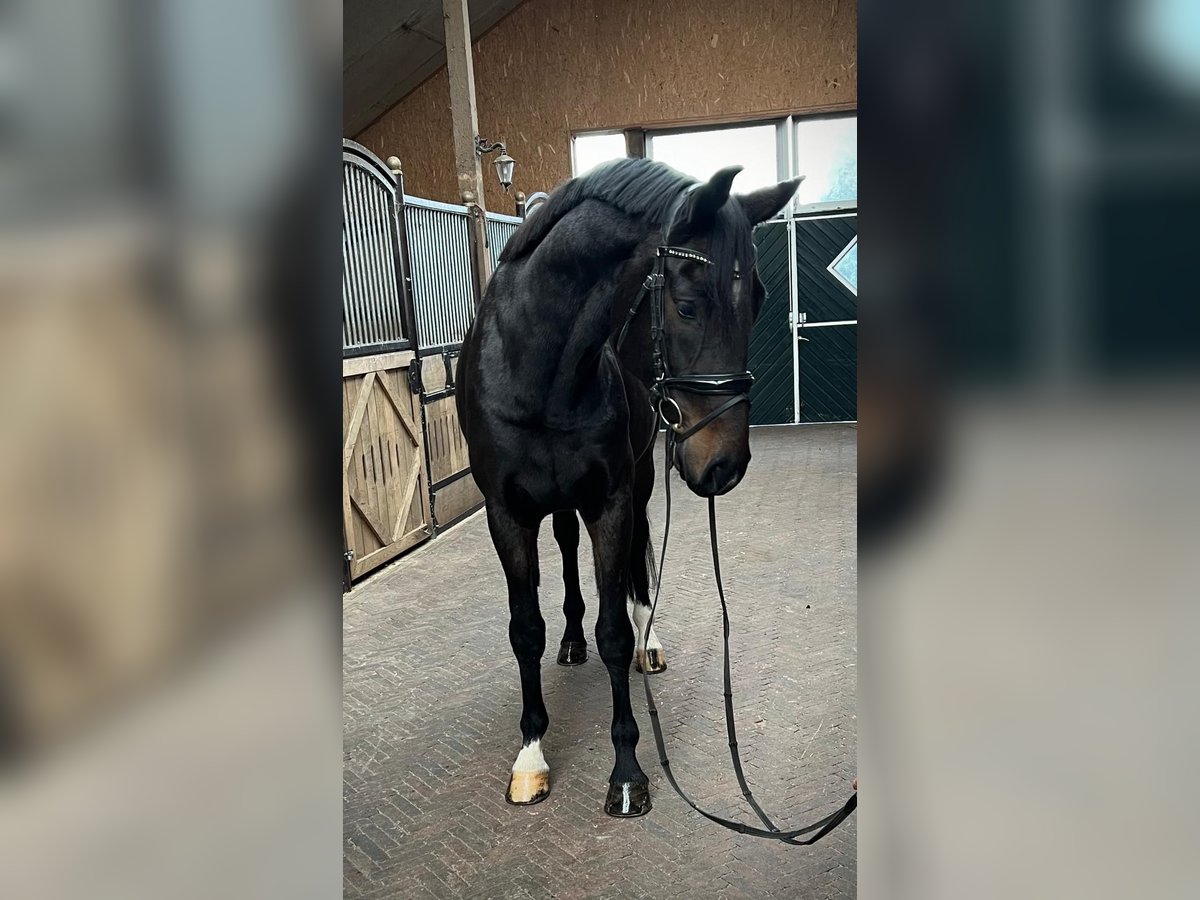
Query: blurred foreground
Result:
<box><xmin>0</xmin><ymin>1</ymin><xmax>340</xmax><ymax>898</ymax></box>
<box><xmin>860</xmin><ymin>1</ymin><xmax>1200</xmax><ymax>897</ymax></box>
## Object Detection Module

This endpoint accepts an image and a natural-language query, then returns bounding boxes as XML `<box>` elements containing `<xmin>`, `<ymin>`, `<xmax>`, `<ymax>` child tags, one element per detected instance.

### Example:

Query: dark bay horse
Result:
<box><xmin>456</xmin><ymin>158</ymin><xmax>799</xmax><ymax>816</ymax></box>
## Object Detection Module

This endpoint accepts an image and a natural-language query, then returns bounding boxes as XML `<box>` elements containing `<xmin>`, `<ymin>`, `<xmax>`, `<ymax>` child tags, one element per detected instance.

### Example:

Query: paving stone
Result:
<box><xmin>345</xmin><ymin>426</ymin><xmax>856</xmax><ymax>898</ymax></box>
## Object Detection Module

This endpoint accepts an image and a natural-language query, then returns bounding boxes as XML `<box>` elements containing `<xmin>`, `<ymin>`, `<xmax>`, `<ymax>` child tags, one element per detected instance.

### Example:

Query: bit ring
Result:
<box><xmin>657</xmin><ymin>396</ymin><xmax>684</xmax><ymax>432</ymax></box>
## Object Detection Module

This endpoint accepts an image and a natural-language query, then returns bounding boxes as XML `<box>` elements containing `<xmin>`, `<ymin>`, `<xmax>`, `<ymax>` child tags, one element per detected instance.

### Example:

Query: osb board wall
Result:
<box><xmin>355</xmin><ymin>0</ymin><xmax>857</xmax><ymax>211</ymax></box>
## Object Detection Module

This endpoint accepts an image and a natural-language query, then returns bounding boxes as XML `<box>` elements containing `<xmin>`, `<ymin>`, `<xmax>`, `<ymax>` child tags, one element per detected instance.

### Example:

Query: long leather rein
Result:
<box><xmin>616</xmin><ymin>236</ymin><xmax>858</xmax><ymax>846</ymax></box>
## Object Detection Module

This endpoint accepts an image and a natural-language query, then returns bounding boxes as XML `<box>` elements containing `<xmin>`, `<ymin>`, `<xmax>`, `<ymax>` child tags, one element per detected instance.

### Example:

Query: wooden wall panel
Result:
<box><xmin>355</xmin><ymin>0</ymin><xmax>857</xmax><ymax>211</ymax></box>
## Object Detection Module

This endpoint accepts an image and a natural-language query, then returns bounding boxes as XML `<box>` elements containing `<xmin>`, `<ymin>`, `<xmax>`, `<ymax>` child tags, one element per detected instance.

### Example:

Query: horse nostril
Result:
<box><xmin>699</xmin><ymin>457</ymin><xmax>742</xmax><ymax>496</ymax></box>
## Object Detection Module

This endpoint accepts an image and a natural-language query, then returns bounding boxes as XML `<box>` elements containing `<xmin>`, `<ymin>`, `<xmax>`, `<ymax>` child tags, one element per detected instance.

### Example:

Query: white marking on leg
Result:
<box><xmin>507</xmin><ymin>738</ymin><xmax>550</xmax><ymax>803</ymax></box>
<box><xmin>644</xmin><ymin>621</ymin><xmax>663</xmax><ymax>654</ymax></box>
<box><xmin>512</xmin><ymin>739</ymin><xmax>548</xmax><ymax>774</ymax></box>
<box><xmin>627</xmin><ymin>600</ymin><xmax>663</xmax><ymax>654</ymax></box>
<box><xmin>627</xmin><ymin>600</ymin><xmax>646</xmax><ymax>653</ymax></box>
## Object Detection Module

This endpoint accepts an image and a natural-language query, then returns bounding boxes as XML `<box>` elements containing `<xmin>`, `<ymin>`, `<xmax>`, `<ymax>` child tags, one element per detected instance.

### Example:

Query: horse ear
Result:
<box><xmin>737</xmin><ymin>176</ymin><xmax>804</xmax><ymax>224</ymax></box>
<box><xmin>670</xmin><ymin>166</ymin><xmax>742</xmax><ymax>240</ymax></box>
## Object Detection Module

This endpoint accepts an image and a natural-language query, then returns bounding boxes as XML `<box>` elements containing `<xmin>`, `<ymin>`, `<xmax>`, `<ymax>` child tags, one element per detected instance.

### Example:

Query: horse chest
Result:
<box><xmin>497</xmin><ymin>433</ymin><xmax>621</xmax><ymax>522</ymax></box>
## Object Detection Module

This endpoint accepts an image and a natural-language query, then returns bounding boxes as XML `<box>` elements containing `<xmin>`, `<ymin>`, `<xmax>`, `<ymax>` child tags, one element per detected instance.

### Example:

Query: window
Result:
<box><xmin>827</xmin><ymin>236</ymin><xmax>858</xmax><ymax>296</ymax></box>
<box><xmin>793</xmin><ymin>115</ymin><xmax>857</xmax><ymax>206</ymax></box>
<box><xmin>571</xmin><ymin>132</ymin><xmax>627</xmax><ymax>176</ymax></box>
<box><xmin>647</xmin><ymin>123</ymin><xmax>780</xmax><ymax>193</ymax></box>
<box><xmin>571</xmin><ymin>113</ymin><xmax>856</xmax><ymax>215</ymax></box>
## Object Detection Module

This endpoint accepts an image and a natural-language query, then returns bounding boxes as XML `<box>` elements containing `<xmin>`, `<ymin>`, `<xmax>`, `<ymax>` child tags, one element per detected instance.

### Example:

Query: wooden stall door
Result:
<box><xmin>419</xmin><ymin>352</ymin><xmax>484</xmax><ymax>529</ymax></box>
<box><xmin>343</xmin><ymin>352</ymin><xmax>431</xmax><ymax>581</ymax></box>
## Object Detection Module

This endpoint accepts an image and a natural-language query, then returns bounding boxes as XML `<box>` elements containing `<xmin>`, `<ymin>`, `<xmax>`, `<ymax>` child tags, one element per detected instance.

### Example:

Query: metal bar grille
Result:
<box><xmin>343</xmin><ymin>171</ymin><xmax>524</xmax><ymax>359</ymax></box>
<box><xmin>342</xmin><ymin>158</ymin><xmax>409</xmax><ymax>356</ymax></box>
<box><xmin>403</xmin><ymin>199</ymin><xmax>476</xmax><ymax>355</ymax></box>
<box><xmin>484</xmin><ymin>212</ymin><xmax>521</xmax><ymax>271</ymax></box>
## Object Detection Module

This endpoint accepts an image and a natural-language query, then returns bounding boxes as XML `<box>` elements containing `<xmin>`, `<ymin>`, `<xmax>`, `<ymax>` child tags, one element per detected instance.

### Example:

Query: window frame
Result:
<box><xmin>570</xmin><ymin>109</ymin><xmax>857</xmax><ymax>219</ymax></box>
<box><xmin>644</xmin><ymin>116</ymin><xmax>791</xmax><ymax>186</ymax></box>
<box><xmin>786</xmin><ymin>112</ymin><xmax>858</xmax><ymax>216</ymax></box>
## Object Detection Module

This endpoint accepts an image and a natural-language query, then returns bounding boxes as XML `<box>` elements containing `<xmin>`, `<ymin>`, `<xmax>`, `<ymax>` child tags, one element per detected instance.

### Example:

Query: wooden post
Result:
<box><xmin>442</xmin><ymin>0</ymin><xmax>492</xmax><ymax>302</ymax></box>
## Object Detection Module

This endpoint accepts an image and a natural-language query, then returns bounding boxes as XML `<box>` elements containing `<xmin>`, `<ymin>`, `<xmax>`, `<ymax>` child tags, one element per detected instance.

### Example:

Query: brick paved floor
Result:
<box><xmin>344</xmin><ymin>425</ymin><xmax>856</xmax><ymax>899</ymax></box>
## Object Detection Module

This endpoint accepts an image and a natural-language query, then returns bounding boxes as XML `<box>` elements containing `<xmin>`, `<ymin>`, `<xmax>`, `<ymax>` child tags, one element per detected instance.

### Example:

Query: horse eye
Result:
<box><xmin>676</xmin><ymin>301</ymin><xmax>697</xmax><ymax>320</ymax></box>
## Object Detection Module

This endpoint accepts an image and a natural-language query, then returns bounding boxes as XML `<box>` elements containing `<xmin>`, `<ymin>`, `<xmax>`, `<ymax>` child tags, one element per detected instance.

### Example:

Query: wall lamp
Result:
<box><xmin>474</xmin><ymin>135</ymin><xmax>516</xmax><ymax>192</ymax></box>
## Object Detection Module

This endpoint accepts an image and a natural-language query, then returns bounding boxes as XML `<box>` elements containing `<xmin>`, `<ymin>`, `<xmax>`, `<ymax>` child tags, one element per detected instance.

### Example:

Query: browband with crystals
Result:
<box><xmin>656</xmin><ymin>246</ymin><xmax>712</xmax><ymax>264</ymax></box>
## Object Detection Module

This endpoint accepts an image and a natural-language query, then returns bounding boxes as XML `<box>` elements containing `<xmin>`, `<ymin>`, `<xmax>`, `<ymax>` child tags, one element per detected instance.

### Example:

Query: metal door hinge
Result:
<box><xmin>344</xmin><ymin>549</ymin><xmax>355</xmax><ymax>562</ymax></box>
<box><xmin>408</xmin><ymin>359</ymin><xmax>423</xmax><ymax>394</ymax></box>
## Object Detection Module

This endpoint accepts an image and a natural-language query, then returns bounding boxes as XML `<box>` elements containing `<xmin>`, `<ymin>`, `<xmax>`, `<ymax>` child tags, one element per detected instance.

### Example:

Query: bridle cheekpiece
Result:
<box><xmin>615</xmin><ymin>241</ymin><xmax>755</xmax><ymax>444</ymax></box>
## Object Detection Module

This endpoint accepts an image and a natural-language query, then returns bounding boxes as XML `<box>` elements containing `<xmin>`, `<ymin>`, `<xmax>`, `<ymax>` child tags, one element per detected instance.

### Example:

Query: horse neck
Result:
<box><xmin>509</xmin><ymin>216</ymin><xmax>658</xmax><ymax>402</ymax></box>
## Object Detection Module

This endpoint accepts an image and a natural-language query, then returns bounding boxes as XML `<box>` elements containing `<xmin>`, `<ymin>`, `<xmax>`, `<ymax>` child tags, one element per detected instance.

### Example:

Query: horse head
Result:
<box><xmin>656</xmin><ymin>166</ymin><xmax>801</xmax><ymax>496</ymax></box>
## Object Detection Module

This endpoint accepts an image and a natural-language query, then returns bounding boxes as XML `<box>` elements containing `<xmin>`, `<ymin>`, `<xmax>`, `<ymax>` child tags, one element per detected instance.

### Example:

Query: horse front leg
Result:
<box><xmin>585</xmin><ymin>487</ymin><xmax>651</xmax><ymax>817</ymax></box>
<box><xmin>486</xmin><ymin>502</ymin><xmax>551</xmax><ymax>806</ymax></box>
<box><xmin>552</xmin><ymin>509</ymin><xmax>588</xmax><ymax>666</ymax></box>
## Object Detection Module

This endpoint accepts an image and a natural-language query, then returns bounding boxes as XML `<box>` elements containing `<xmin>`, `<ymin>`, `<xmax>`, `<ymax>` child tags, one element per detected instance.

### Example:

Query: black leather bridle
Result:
<box><xmin>615</xmin><ymin>227</ymin><xmax>858</xmax><ymax>845</ymax></box>
<box><xmin>616</xmin><ymin>244</ymin><xmax>755</xmax><ymax>444</ymax></box>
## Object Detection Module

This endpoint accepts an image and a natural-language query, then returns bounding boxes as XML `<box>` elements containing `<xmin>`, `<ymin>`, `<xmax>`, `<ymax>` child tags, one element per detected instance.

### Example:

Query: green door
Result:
<box><xmin>795</xmin><ymin>214</ymin><xmax>857</xmax><ymax>423</ymax></box>
<box><xmin>747</xmin><ymin>214</ymin><xmax>858</xmax><ymax>425</ymax></box>
<box><xmin>747</xmin><ymin>221</ymin><xmax>794</xmax><ymax>425</ymax></box>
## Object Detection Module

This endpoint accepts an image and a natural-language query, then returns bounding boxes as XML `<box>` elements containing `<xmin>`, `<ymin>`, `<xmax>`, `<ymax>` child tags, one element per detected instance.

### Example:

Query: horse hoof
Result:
<box><xmin>634</xmin><ymin>648</ymin><xmax>667</xmax><ymax>674</ymax></box>
<box><xmin>604</xmin><ymin>781</ymin><xmax>652</xmax><ymax>817</ymax></box>
<box><xmin>557</xmin><ymin>641</ymin><xmax>588</xmax><ymax>666</ymax></box>
<box><xmin>506</xmin><ymin>771</ymin><xmax>551</xmax><ymax>805</ymax></box>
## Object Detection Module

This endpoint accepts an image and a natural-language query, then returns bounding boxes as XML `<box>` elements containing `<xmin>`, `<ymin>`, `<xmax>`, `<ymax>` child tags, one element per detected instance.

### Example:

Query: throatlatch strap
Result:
<box><xmin>639</xmin><ymin>429</ymin><xmax>857</xmax><ymax>845</ymax></box>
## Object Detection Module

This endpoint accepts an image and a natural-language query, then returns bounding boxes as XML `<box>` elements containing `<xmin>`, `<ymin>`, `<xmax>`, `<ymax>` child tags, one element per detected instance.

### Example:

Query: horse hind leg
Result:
<box><xmin>552</xmin><ymin>510</ymin><xmax>588</xmax><ymax>666</ymax></box>
<box><xmin>630</xmin><ymin>500</ymin><xmax>666</xmax><ymax>675</ymax></box>
<box><xmin>486</xmin><ymin>503</ymin><xmax>551</xmax><ymax>805</ymax></box>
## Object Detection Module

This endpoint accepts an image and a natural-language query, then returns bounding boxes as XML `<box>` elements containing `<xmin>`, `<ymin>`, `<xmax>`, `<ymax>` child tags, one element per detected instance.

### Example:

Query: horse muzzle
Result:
<box><xmin>691</xmin><ymin>458</ymin><xmax>744</xmax><ymax>501</ymax></box>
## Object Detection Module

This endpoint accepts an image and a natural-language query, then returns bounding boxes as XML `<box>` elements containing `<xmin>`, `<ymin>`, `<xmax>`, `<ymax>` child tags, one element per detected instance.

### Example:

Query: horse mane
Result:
<box><xmin>499</xmin><ymin>158</ymin><xmax>696</xmax><ymax>263</ymax></box>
